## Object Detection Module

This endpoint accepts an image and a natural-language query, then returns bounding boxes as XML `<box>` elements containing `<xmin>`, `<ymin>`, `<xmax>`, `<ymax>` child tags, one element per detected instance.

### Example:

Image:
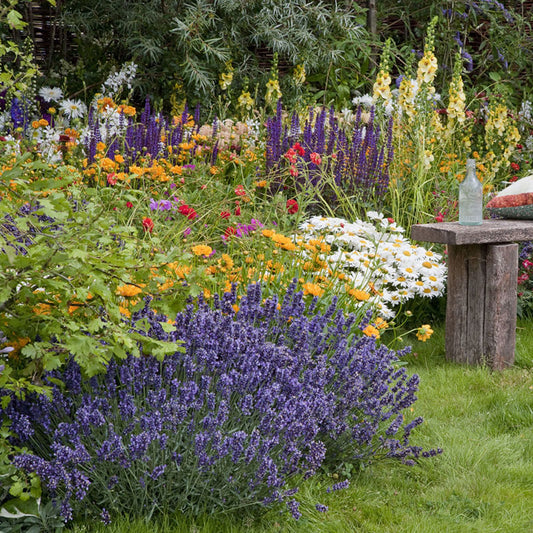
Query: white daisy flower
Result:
<box><xmin>38</xmin><ymin>86</ymin><xmax>64</xmax><ymax>102</ymax></box>
<box><xmin>59</xmin><ymin>99</ymin><xmax>88</xmax><ymax>120</ymax></box>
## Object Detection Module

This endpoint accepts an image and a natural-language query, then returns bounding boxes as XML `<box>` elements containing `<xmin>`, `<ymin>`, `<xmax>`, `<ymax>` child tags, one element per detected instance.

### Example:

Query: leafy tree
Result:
<box><xmin>51</xmin><ymin>0</ymin><xmax>365</xmax><ymax>108</ymax></box>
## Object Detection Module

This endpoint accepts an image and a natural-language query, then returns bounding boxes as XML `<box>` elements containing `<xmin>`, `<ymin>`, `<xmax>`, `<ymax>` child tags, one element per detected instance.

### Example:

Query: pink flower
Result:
<box><xmin>289</xmin><ymin>165</ymin><xmax>298</xmax><ymax>177</ymax></box>
<box><xmin>522</xmin><ymin>259</ymin><xmax>533</xmax><ymax>269</ymax></box>
<box><xmin>107</xmin><ymin>173</ymin><xmax>117</xmax><ymax>185</ymax></box>
<box><xmin>284</xmin><ymin>148</ymin><xmax>297</xmax><ymax>164</ymax></box>
<box><xmin>310</xmin><ymin>152</ymin><xmax>322</xmax><ymax>165</ymax></box>
<box><xmin>235</xmin><ymin>185</ymin><xmax>246</xmax><ymax>196</ymax></box>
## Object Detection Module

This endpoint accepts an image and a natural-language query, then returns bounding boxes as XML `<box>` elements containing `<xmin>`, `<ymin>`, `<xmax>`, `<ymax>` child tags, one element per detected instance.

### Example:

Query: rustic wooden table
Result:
<box><xmin>411</xmin><ymin>220</ymin><xmax>533</xmax><ymax>370</ymax></box>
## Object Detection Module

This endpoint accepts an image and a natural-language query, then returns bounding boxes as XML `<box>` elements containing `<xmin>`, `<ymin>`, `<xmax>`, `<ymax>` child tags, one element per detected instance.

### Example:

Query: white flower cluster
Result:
<box><xmin>102</xmin><ymin>62</ymin><xmax>138</xmax><ymax>97</ymax></box>
<box><xmin>299</xmin><ymin>212</ymin><xmax>447</xmax><ymax>319</ymax></box>
<box><xmin>519</xmin><ymin>100</ymin><xmax>532</xmax><ymax>122</ymax></box>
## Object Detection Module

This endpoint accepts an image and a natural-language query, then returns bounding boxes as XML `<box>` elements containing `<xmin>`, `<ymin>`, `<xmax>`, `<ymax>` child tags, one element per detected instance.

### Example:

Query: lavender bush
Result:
<box><xmin>2</xmin><ymin>282</ymin><xmax>438</xmax><ymax>523</ymax></box>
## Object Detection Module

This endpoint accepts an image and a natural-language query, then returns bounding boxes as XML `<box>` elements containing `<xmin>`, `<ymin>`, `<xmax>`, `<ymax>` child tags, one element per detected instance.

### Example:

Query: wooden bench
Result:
<box><xmin>411</xmin><ymin>220</ymin><xmax>533</xmax><ymax>370</ymax></box>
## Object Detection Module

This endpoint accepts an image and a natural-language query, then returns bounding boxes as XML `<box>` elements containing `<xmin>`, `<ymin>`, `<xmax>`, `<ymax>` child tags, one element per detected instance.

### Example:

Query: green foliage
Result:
<box><xmin>0</xmin><ymin>153</ymin><xmax>179</xmax><ymax>385</ymax></box>
<box><xmin>53</xmin><ymin>0</ymin><xmax>364</xmax><ymax>109</ymax></box>
<box><xmin>0</xmin><ymin>0</ymin><xmax>53</xmax><ymax>97</ymax></box>
<box><xmin>0</xmin><ymin>497</ymin><xmax>65</xmax><ymax>532</ymax></box>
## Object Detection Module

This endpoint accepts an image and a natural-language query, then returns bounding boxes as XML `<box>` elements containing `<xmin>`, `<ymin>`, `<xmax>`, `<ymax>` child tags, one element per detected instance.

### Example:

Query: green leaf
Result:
<box><xmin>8</xmin><ymin>481</ymin><xmax>23</xmax><ymax>498</ymax></box>
<box><xmin>0</xmin><ymin>286</ymin><xmax>12</xmax><ymax>304</ymax></box>
<box><xmin>3</xmin><ymin>246</ymin><xmax>16</xmax><ymax>266</ymax></box>
<box><xmin>6</xmin><ymin>9</ymin><xmax>26</xmax><ymax>30</ymax></box>
<box><xmin>20</xmin><ymin>344</ymin><xmax>37</xmax><ymax>360</ymax></box>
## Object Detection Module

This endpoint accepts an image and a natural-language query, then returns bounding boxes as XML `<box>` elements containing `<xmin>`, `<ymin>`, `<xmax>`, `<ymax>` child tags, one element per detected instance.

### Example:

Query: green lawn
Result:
<box><xmin>72</xmin><ymin>320</ymin><xmax>533</xmax><ymax>533</ymax></box>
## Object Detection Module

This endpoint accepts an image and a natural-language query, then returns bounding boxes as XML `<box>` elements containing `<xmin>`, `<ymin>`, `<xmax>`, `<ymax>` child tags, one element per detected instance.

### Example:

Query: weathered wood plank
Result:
<box><xmin>411</xmin><ymin>220</ymin><xmax>533</xmax><ymax>246</ymax></box>
<box><xmin>484</xmin><ymin>244</ymin><xmax>518</xmax><ymax>370</ymax></box>
<box><xmin>445</xmin><ymin>244</ymin><xmax>470</xmax><ymax>363</ymax></box>
<box><xmin>465</xmin><ymin>246</ymin><xmax>486</xmax><ymax>365</ymax></box>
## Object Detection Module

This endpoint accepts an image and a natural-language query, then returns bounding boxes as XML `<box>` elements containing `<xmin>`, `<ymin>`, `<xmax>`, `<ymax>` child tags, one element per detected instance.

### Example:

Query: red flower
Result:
<box><xmin>220</xmin><ymin>211</ymin><xmax>231</xmax><ymax>219</ymax></box>
<box><xmin>224</xmin><ymin>226</ymin><xmax>236</xmax><ymax>238</ymax></box>
<box><xmin>510</xmin><ymin>175</ymin><xmax>519</xmax><ymax>182</ymax></box>
<box><xmin>126</xmin><ymin>201</ymin><xmax>134</xmax><ymax>208</ymax></box>
<box><xmin>234</xmin><ymin>201</ymin><xmax>241</xmax><ymax>216</ymax></box>
<box><xmin>178</xmin><ymin>204</ymin><xmax>197</xmax><ymax>219</ymax></box>
<box><xmin>518</xmin><ymin>273</ymin><xmax>529</xmax><ymax>284</ymax></box>
<box><xmin>286</xmin><ymin>199</ymin><xmax>299</xmax><ymax>214</ymax></box>
<box><xmin>523</xmin><ymin>259</ymin><xmax>533</xmax><ymax>269</ymax></box>
<box><xmin>235</xmin><ymin>185</ymin><xmax>246</xmax><ymax>196</ymax></box>
<box><xmin>310</xmin><ymin>152</ymin><xmax>322</xmax><ymax>165</ymax></box>
<box><xmin>516</xmin><ymin>144</ymin><xmax>523</xmax><ymax>150</ymax></box>
<box><xmin>293</xmin><ymin>142</ymin><xmax>305</xmax><ymax>157</ymax></box>
<box><xmin>387</xmin><ymin>217</ymin><xmax>395</xmax><ymax>224</ymax></box>
<box><xmin>511</xmin><ymin>162</ymin><xmax>520</xmax><ymax>171</ymax></box>
<box><xmin>435</xmin><ymin>213</ymin><xmax>444</xmax><ymax>223</ymax></box>
<box><xmin>107</xmin><ymin>173</ymin><xmax>117</xmax><ymax>185</ymax></box>
<box><xmin>142</xmin><ymin>217</ymin><xmax>154</xmax><ymax>233</ymax></box>
<box><xmin>289</xmin><ymin>165</ymin><xmax>298</xmax><ymax>177</ymax></box>
<box><xmin>284</xmin><ymin>148</ymin><xmax>297</xmax><ymax>164</ymax></box>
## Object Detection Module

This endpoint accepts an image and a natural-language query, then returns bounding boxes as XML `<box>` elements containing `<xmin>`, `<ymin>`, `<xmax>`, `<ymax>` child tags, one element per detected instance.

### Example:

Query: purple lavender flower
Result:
<box><xmin>4</xmin><ymin>281</ymin><xmax>437</xmax><ymax>523</ymax></box>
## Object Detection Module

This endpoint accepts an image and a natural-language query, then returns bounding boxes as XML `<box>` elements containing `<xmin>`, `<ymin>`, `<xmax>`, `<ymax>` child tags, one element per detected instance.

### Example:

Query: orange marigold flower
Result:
<box><xmin>116</xmin><ymin>284</ymin><xmax>143</xmax><ymax>297</ymax></box>
<box><xmin>192</xmin><ymin>244</ymin><xmax>213</xmax><ymax>257</ymax></box>
<box><xmin>302</xmin><ymin>282</ymin><xmax>324</xmax><ymax>297</ymax></box>
<box><xmin>362</xmin><ymin>325</ymin><xmax>380</xmax><ymax>338</ymax></box>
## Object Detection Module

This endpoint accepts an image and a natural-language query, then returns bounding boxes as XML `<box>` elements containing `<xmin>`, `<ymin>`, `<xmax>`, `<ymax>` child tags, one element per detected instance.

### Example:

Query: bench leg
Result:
<box><xmin>445</xmin><ymin>243</ymin><xmax>518</xmax><ymax>370</ymax></box>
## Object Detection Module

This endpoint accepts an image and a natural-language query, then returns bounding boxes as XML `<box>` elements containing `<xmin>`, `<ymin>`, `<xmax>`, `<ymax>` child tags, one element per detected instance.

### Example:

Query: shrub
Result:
<box><xmin>2</xmin><ymin>282</ymin><xmax>438</xmax><ymax>523</ymax></box>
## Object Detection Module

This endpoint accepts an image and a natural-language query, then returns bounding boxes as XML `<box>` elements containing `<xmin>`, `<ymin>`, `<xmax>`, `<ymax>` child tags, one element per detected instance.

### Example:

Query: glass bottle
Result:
<box><xmin>459</xmin><ymin>158</ymin><xmax>483</xmax><ymax>225</ymax></box>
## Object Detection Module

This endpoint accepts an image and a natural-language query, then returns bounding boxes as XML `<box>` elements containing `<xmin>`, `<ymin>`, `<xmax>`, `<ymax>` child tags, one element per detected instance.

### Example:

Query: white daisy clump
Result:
<box><xmin>298</xmin><ymin>212</ymin><xmax>447</xmax><ymax>320</ymax></box>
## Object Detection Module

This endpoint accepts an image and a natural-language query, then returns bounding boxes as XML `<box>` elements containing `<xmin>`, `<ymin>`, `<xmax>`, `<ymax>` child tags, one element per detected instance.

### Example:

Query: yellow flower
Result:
<box><xmin>219</xmin><ymin>71</ymin><xmax>233</xmax><ymax>90</ymax></box>
<box><xmin>293</xmin><ymin>64</ymin><xmax>306</xmax><ymax>85</ymax></box>
<box><xmin>265</xmin><ymin>79</ymin><xmax>282</xmax><ymax>106</ymax></box>
<box><xmin>375</xmin><ymin>317</ymin><xmax>388</xmax><ymax>330</ymax></box>
<box><xmin>302</xmin><ymin>282</ymin><xmax>324</xmax><ymax>297</ymax></box>
<box><xmin>116</xmin><ymin>284</ymin><xmax>143</xmax><ymax>297</ymax></box>
<box><xmin>192</xmin><ymin>245</ymin><xmax>213</xmax><ymax>257</ymax></box>
<box><xmin>416</xmin><ymin>324</ymin><xmax>434</xmax><ymax>342</ymax></box>
<box><xmin>348</xmin><ymin>288</ymin><xmax>371</xmax><ymax>301</ymax></box>
<box><xmin>363</xmin><ymin>325</ymin><xmax>380</xmax><ymax>338</ymax></box>
<box><xmin>372</xmin><ymin>70</ymin><xmax>392</xmax><ymax>102</ymax></box>
<box><xmin>417</xmin><ymin>51</ymin><xmax>438</xmax><ymax>84</ymax></box>
<box><xmin>238</xmin><ymin>91</ymin><xmax>254</xmax><ymax>112</ymax></box>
